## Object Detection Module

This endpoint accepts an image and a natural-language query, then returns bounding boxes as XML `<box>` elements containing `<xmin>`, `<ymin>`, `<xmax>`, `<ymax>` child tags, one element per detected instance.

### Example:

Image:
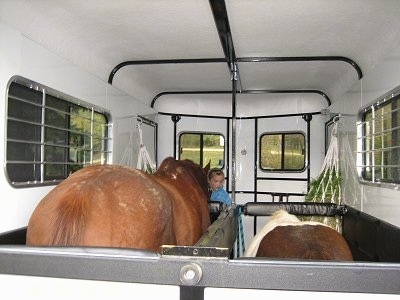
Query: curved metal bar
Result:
<box><xmin>151</xmin><ymin>89</ymin><xmax>331</xmax><ymax>108</ymax></box>
<box><xmin>241</xmin><ymin>89</ymin><xmax>331</xmax><ymax>106</ymax></box>
<box><xmin>107</xmin><ymin>58</ymin><xmax>226</xmax><ymax>84</ymax></box>
<box><xmin>151</xmin><ymin>91</ymin><xmax>231</xmax><ymax>108</ymax></box>
<box><xmin>237</xmin><ymin>56</ymin><xmax>363</xmax><ymax>79</ymax></box>
<box><xmin>109</xmin><ymin>56</ymin><xmax>362</xmax><ymax>86</ymax></box>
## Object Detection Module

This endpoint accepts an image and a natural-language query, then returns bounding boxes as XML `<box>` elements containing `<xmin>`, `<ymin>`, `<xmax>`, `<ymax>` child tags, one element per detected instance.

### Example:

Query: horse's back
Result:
<box><xmin>245</xmin><ymin>209</ymin><xmax>353</xmax><ymax>261</ymax></box>
<box><xmin>27</xmin><ymin>164</ymin><xmax>175</xmax><ymax>251</ymax></box>
<box><xmin>27</xmin><ymin>158</ymin><xmax>211</xmax><ymax>252</ymax></box>
<box><xmin>256</xmin><ymin>224</ymin><xmax>353</xmax><ymax>260</ymax></box>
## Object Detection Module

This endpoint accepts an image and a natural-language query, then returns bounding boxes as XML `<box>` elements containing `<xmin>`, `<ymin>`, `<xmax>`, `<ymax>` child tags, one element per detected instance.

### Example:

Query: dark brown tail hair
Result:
<box><xmin>50</xmin><ymin>193</ymin><xmax>87</xmax><ymax>246</ymax></box>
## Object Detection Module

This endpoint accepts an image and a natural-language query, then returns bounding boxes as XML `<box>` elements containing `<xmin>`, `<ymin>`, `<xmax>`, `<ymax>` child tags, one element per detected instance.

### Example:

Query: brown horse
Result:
<box><xmin>244</xmin><ymin>209</ymin><xmax>353</xmax><ymax>261</ymax></box>
<box><xmin>26</xmin><ymin>157</ymin><xmax>211</xmax><ymax>252</ymax></box>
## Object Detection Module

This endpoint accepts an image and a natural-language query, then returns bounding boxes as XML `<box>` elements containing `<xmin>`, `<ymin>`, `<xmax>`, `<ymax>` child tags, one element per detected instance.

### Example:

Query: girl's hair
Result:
<box><xmin>208</xmin><ymin>168</ymin><xmax>225</xmax><ymax>180</ymax></box>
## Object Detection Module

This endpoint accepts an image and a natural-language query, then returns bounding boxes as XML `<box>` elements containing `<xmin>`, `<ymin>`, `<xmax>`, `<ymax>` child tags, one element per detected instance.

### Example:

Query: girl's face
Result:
<box><xmin>209</xmin><ymin>174</ymin><xmax>225</xmax><ymax>191</ymax></box>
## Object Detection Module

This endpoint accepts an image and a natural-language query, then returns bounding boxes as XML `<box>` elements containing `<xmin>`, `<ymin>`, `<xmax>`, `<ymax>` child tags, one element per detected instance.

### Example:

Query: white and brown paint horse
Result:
<box><xmin>26</xmin><ymin>157</ymin><xmax>211</xmax><ymax>252</ymax></box>
<box><xmin>244</xmin><ymin>209</ymin><xmax>353</xmax><ymax>260</ymax></box>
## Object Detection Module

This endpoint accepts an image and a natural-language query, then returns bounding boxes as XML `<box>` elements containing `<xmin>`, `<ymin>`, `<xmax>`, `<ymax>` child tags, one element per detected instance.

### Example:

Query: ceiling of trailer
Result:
<box><xmin>1</xmin><ymin>0</ymin><xmax>400</xmax><ymax>109</ymax></box>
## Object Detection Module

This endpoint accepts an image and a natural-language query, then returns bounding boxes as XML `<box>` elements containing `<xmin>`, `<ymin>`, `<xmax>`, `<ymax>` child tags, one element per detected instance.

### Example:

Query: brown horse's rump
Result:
<box><xmin>26</xmin><ymin>157</ymin><xmax>210</xmax><ymax>252</ymax></box>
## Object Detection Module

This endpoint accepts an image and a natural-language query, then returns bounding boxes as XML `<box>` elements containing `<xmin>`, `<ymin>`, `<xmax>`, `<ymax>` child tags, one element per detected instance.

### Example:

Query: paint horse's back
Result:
<box><xmin>244</xmin><ymin>210</ymin><xmax>353</xmax><ymax>261</ymax></box>
<box><xmin>26</xmin><ymin>157</ymin><xmax>211</xmax><ymax>252</ymax></box>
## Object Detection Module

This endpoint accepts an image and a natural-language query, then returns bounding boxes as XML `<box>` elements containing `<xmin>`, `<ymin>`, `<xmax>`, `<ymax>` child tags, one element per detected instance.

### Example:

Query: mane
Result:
<box><xmin>179</xmin><ymin>159</ymin><xmax>210</xmax><ymax>198</ymax></box>
<box><xmin>270</xmin><ymin>209</ymin><xmax>300</xmax><ymax>223</ymax></box>
<box><xmin>269</xmin><ymin>209</ymin><xmax>331</xmax><ymax>227</ymax></box>
<box><xmin>155</xmin><ymin>157</ymin><xmax>210</xmax><ymax>198</ymax></box>
<box><xmin>152</xmin><ymin>157</ymin><xmax>211</xmax><ymax>242</ymax></box>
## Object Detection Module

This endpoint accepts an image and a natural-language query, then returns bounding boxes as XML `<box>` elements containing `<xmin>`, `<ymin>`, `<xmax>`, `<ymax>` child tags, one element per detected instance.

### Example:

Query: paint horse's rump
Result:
<box><xmin>26</xmin><ymin>157</ymin><xmax>211</xmax><ymax>252</ymax></box>
<box><xmin>244</xmin><ymin>210</ymin><xmax>353</xmax><ymax>260</ymax></box>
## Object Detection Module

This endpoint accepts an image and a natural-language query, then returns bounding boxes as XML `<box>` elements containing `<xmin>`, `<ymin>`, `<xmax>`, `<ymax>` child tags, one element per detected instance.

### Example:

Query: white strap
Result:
<box><xmin>120</xmin><ymin>130</ymin><xmax>135</xmax><ymax>167</ymax></box>
<box><xmin>136</xmin><ymin>123</ymin><xmax>156</xmax><ymax>172</ymax></box>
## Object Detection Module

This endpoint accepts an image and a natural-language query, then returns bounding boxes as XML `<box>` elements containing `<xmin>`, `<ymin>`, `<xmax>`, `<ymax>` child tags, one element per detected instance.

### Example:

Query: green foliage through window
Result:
<box><xmin>6</xmin><ymin>77</ymin><xmax>110</xmax><ymax>187</ymax></box>
<box><xmin>179</xmin><ymin>132</ymin><xmax>225</xmax><ymax>168</ymax></box>
<box><xmin>260</xmin><ymin>132</ymin><xmax>305</xmax><ymax>171</ymax></box>
<box><xmin>359</xmin><ymin>92</ymin><xmax>400</xmax><ymax>185</ymax></box>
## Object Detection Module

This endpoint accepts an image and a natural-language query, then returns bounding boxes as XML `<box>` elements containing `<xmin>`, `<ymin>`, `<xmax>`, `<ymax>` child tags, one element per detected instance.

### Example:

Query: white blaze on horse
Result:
<box><xmin>244</xmin><ymin>209</ymin><xmax>353</xmax><ymax>261</ymax></box>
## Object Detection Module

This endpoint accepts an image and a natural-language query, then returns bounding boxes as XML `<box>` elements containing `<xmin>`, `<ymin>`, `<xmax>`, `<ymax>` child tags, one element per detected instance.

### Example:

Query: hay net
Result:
<box><xmin>304</xmin><ymin>116</ymin><xmax>341</xmax><ymax>232</ymax></box>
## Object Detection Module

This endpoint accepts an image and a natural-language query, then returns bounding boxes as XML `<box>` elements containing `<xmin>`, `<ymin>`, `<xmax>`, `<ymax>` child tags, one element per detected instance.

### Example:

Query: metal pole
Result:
<box><xmin>231</xmin><ymin>63</ymin><xmax>238</xmax><ymax>204</ymax></box>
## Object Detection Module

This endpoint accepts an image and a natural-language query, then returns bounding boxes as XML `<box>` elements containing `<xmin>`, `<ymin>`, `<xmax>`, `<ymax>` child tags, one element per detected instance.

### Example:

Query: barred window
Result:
<box><xmin>6</xmin><ymin>76</ymin><xmax>111</xmax><ymax>187</ymax></box>
<box><xmin>358</xmin><ymin>88</ymin><xmax>400</xmax><ymax>187</ymax></box>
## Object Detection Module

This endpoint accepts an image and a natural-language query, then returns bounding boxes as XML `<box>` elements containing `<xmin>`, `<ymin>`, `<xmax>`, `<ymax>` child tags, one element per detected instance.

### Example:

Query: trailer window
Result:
<box><xmin>260</xmin><ymin>132</ymin><xmax>305</xmax><ymax>171</ymax></box>
<box><xmin>179</xmin><ymin>132</ymin><xmax>225</xmax><ymax>168</ymax></box>
<box><xmin>358</xmin><ymin>90</ymin><xmax>400</xmax><ymax>187</ymax></box>
<box><xmin>6</xmin><ymin>76</ymin><xmax>111</xmax><ymax>187</ymax></box>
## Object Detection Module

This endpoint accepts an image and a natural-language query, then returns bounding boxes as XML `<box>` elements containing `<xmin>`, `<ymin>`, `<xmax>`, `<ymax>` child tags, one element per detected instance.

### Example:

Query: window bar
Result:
<box><xmin>40</xmin><ymin>89</ymin><xmax>46</xmax><ymax>183</ymax></box>
<box><xmin>371</xmin><ymin>106</ymin><xmax>376</xmax><ymax>182</ymax></box>
<box><xmin>100</xmin><ymin>122</ymin><xmax>107</xmax><ymax>165</ymax></box>
<box><xmin>380</xmin><ymin>111</ymin><xmax>385</xmax><ymax>181</ymax></box>
<box><xmin>90</xmin><ymin>107</ymin><xmax>94</xmax><ymax>164</ymax></box>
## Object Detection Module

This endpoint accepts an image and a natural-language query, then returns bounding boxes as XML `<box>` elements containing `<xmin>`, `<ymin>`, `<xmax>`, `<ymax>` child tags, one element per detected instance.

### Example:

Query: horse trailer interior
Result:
<box><xmin>1</xmin><ymin>1</ymin><xmax>400</xmax><ymax>299</ymax></box>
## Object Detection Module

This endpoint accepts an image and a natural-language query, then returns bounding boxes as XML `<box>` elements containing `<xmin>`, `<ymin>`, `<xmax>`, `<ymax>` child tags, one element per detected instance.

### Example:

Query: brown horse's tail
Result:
<box><xmin>49</xmin><ymin>192</ymin><xmax>88</xmax><ymax>246</ymax></box>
